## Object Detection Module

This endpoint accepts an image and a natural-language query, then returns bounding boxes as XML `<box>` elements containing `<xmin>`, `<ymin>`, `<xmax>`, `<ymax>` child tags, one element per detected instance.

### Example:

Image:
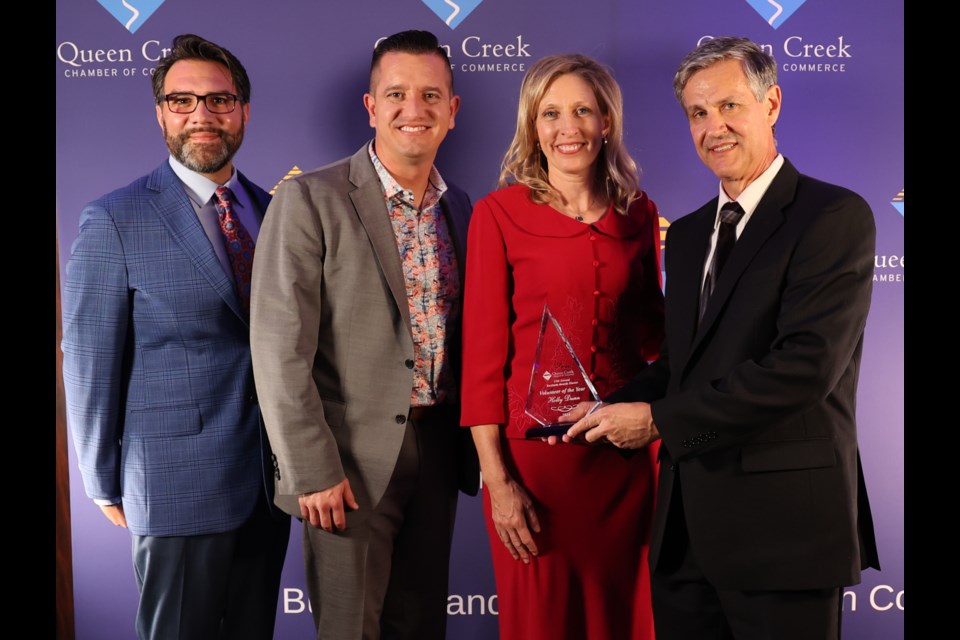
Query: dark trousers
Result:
<box><xmin>302</xmin><ymin>406</ymin><xmax>460</xmax><ymax>640</ymax></box>
<box><xmin>651</xmin><ymin>476</ymin><xmax>842</xmax><ymax>640</ymax></box>
<box><xmin>131</xmin><ymin>493</ymin><xmax>290</xmax><ymax>640</ymax></box>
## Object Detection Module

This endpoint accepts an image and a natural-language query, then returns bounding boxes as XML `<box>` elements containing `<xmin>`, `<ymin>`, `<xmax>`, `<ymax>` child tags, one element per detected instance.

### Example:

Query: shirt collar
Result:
<box><xmin>715</xmin><ymin>153</ymin><xmax>784</xmax><ymax>227</ymax></box>
<box><xmin>167</xmin><ymin>155</ymin><xmax>247</xmax><ymax>210</ymax></box>
<box><xmin>367</xmin><ymin>141</ymin><xmax>447</xmax><ymax>207</ymax></box>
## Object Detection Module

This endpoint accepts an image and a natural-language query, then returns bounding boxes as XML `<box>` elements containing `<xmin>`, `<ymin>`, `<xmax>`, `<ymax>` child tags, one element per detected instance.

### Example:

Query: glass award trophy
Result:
<box><xmin>524</xmin><ymin>304</ymin><xmax>602</xmax><ymax>438</ymax></box>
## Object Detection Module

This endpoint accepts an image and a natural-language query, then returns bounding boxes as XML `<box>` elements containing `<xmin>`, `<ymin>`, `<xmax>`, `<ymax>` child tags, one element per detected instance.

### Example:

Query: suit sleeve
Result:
<box><xmin>250</xmin><ymin>178</ymin><xmax>346</xmax><ymax>495</ymax></box>
<box><xmin>637</xmin><ymin>193</ymin><xmax>666</xmax><ymax>362</ymax></box>
<box><xmin>606</xmin><ymin>199</ymin><xmax>671</xmax><ymax>404</ymax></box>
<box><xmin>652</xmin><ymin>192</ymin><xmax>876</xmax><ymax>459</ymax></box>
<box><xmin>460</xmin><ymin>198</ymin><xmax>512</xmax><ymax>427</ymax></box>
<box><xmin>61</xmin><ymin>204</ymin><xmax>130</xmax><ymax>502</ymax></box>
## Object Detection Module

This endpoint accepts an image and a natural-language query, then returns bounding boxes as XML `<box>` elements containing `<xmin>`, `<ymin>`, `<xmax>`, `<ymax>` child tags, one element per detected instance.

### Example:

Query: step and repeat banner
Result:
<box><xmin>56</xmin><ymin>1</ymin><xmax>903</xmax><ymax>638</ymax></box>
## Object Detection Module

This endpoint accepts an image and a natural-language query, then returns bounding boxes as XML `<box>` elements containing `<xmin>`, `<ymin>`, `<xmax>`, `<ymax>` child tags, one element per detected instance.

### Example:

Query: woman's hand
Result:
<box><xmin>486</xmin><ymin>478</ymin><xmax>541</xmax><ymax>563</ymax></box>
<box><xmin>469</xmin><ymin>423</ymin><xmax>542</xmax><ymax>563</ymax></box>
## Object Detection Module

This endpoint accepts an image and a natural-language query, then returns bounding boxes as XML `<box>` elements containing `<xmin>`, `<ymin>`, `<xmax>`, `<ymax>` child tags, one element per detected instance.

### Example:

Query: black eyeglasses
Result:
<box><xmin>162</xmin><ymin>93</ymin><xmax>241</xmax><ymax>114</ymax></box>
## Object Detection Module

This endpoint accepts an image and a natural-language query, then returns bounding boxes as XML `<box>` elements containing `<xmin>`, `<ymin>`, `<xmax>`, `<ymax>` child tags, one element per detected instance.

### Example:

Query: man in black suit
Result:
<box><xmin>566</xmin><ymin>36</ymin><xmax>880</xmax><ymax>639</ymax></box>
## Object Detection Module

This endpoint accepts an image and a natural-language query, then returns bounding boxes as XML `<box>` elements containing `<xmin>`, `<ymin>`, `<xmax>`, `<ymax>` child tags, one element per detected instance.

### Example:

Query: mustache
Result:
<box><xmin>178</xmin><ymin>126</ymin><xmax>225</xmax><ymax>142</ymax></box>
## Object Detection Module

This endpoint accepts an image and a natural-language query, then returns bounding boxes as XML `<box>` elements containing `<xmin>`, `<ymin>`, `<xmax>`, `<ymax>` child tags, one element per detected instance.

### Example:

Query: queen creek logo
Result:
<box><xmin>744</xmin><ymin>0</ymin><xmax>808</xmax><ymax>29</ymax></box>
<box><xmin>270</xmin><ymin>166</ymin><xmax>304</xmax><ymax>196</ymax></box>
<box><xmin>421</xmin><ymin>0</ymin><xmax>484</xmax><ymax>29</ymax></box>
<box><xmin>659</xmin><ymin>216</ymin><xmax>670</xmax><ymax>252</ymax></box>
<box><xmin>97</xmin><ymin>0</ymin><xmax>166</xmax><ymax>33</ymax></box>
<box><xmin>891</xmin><ymin>189</ymin><xmax>904</xmax><ymax>216</ymax></box>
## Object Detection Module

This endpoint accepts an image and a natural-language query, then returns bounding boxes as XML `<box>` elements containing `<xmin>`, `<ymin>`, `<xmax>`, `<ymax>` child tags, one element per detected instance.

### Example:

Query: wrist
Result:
<box><xmin>481</xmin><ymin>470</ymin><xmax>512</xmax><ymax>491</ymax></box>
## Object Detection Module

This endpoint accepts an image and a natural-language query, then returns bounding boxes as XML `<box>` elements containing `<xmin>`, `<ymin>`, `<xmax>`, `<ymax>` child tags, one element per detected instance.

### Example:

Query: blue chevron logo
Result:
<box><xmin>744</xmin><ymin>0</ymin><xmax>808</xmax><ymax>30</ymax></box>
<box><xmin>421</xmin><ymin>0</ymin><xmax>484</xmax><ymax>30</ymax></box>
<box><xmin>96</xmin><ymin>0</ymin><xmax>166</xmax><ymax>34</ymax></box>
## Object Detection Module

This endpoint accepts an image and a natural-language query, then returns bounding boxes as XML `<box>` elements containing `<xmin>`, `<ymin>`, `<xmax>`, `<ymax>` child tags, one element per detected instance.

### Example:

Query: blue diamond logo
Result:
<box><xmin>97</xmin><ymin>0</ymin><xmax>166</xmax><ymax>34</ymax></box>
<box><xmin>744</xmin><ymin>0</ymin><xmax>808</xmax><ymax>29</ymax></box>
<box><xmin>421</xmin><ymin>0</ymin><xmax>483</xmax><ymax>30</ymax></box>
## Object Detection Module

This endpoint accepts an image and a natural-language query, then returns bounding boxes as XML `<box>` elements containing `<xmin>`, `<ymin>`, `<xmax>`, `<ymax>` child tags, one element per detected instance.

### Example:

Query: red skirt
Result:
<box><xmin>483</xmin><ymin>437</ymin><xmax>658</xmax><ymax>640</ymax></box>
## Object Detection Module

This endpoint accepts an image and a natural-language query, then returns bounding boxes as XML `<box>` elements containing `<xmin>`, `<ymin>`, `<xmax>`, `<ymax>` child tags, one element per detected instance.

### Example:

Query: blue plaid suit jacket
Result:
<box><xmin>62</xmin><ymin>161</ymin><xmax>272</xmax><ymax>537</ymax></box>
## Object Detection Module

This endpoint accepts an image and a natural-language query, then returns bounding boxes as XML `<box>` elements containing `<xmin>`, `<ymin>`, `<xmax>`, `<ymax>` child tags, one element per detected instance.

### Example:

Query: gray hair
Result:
<box><xmin>673</xmin><ymin>36</ymin><xmax>777</xmax><ymax>106</ymax></box>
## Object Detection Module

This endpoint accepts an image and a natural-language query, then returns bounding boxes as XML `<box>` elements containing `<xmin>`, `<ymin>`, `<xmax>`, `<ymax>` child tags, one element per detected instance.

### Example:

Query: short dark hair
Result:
<box><xmin>369</xmin><ymin>29</ymin><xmax>453</xmax><ymax>93</ymax></box>
<box><xmin>152</xmin><ymin>34</ymin><xmax>251</xmax><ymax>104</ymax></box>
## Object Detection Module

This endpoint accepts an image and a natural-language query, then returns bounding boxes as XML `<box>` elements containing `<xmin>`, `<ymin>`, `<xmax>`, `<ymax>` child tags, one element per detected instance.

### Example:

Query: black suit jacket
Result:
<box><xmin>611</xmin><ymin>158</ymin><xmax>880</xmax><ymax>590</ymax></box>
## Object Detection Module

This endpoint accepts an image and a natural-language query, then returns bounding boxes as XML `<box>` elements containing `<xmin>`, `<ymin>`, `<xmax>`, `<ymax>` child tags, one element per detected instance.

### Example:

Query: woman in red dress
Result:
<box><xmin>460</xmin><ymin>54</ymin><xmax>665</xmax><ymax>639</ymax></box>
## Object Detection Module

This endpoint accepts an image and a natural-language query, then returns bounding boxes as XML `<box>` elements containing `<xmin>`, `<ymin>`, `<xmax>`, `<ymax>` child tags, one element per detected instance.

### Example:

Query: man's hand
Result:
<box><xmin>487</xmin><ymin>479</ymin><xmax>541</xmax><ymax>564</ymax></box>
<box><xmin>299</xmin><ymin>478</ymin><xmax>360</xmax><ymax>532</ymax></box>
<box><xmin>563</xmin><ymin>402</ymin><xmax>660</xmax><ymax>449</ymax></box>
<box><xmin>546</xmin><ymin>401</ymin><xmax>608</xmax><ymax>446</ymax></box>
<box><xmin>99</xmin><ymin>503</ymin><xmax>127</xmax><ymax>528</ymax></box>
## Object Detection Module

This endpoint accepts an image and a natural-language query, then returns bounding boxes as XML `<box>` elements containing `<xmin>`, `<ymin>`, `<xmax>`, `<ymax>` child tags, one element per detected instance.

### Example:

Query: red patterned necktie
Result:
<box><xmin>213</xmin><ymin>186</ymin><xmax>255</xmax><ymax>313</ymax></box>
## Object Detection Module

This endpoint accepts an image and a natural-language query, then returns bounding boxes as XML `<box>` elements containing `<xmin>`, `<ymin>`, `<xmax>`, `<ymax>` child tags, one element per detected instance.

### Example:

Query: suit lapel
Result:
<box><xmin>238</xmin><ymin>171</ymin><xmax>271</xmax><ymax>224</ymax></box>
<box><xmin>689</xmin><ymin>160</ymin><xmax>798</xmax><ymax>355</ymax></box>
<box><xmin>439</xmin><ymin>188</ymin><xmax>469</xmax><ymax>289</ymax></box>
<box><xmin>670</xmin><ymin>204</ymin><xmax>715</xmax><ymax>349</ymax></box>
<box><xmin>147</xmin><ymin>163</ymin><xmax>247</xmax><ymax>322</ymax></box>
<box><xmin>348</xmin><ymin>147</ymin><xmax>412</xmax><ymax>338</ymax></box>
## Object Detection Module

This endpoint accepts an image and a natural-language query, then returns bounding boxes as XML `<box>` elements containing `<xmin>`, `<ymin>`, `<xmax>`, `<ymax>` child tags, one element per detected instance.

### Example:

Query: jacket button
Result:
<box><xmin>249</xmin><ymin>391</ymin><xmax>258</xmax><ymax>404</ymax></box>
<box><xmin>405</xmin><ymin>359</ymin><xmax>415</xmax><ymax>369</ymax></box>
<box><xmin>395</xmin><ymin>415</ymin><xmax>406</xmax><ymax>424</ymax></box>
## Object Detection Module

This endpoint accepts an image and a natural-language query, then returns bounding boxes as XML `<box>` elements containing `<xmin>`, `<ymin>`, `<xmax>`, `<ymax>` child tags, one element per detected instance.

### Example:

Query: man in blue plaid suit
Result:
<box><xmin>61</xmin><ymin>34</ymin><xmax>289</xmax><ymax>640</ymax></box>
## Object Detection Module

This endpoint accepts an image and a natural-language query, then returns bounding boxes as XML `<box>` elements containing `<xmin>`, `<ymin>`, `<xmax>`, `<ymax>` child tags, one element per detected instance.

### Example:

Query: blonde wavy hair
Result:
<box><xmin>498</xmin><ymin>54</ymin><xmax>640</xmax><ymax>215</ymax></box>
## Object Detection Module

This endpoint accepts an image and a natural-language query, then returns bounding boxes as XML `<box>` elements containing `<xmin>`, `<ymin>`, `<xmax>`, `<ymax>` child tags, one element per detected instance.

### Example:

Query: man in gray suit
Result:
<box><xmin>250</xmin><ymin>30</ymin><xmax>478</xmax><ymax>640</ymax></box>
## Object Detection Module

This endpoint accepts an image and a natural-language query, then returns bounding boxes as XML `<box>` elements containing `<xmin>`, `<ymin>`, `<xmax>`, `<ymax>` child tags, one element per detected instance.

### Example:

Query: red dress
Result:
<box><xmin>461</xmin><ymin>185</ymin><xmax>665</xmax><ymax>640</ymax></box>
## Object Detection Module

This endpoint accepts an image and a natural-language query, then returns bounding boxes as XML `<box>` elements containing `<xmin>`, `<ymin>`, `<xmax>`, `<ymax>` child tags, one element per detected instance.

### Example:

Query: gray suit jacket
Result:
<box><xmin>250</xmin><ymin>143</ymin><xmax>476</xmax><ymax>517</ymax></box>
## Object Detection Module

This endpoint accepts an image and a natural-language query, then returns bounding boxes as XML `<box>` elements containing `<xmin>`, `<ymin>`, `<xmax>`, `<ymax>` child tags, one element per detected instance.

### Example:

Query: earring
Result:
<box><xmin>603</xmin><ymin>137</ymin><xmax>608</xmax><ymax>145</ymax></box>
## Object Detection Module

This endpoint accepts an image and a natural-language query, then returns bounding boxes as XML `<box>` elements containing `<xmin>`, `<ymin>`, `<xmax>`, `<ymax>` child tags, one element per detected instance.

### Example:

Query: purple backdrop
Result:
<box><xmin>56</xmin><ymin>1</ymin><xmax>903</xmax><ymax>638</ymax></box>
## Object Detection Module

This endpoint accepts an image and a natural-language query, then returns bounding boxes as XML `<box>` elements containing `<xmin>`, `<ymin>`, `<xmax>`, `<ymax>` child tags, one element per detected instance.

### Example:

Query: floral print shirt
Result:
<box><xmin>369</xmin><ymin>143</ymin><xmax>461</xmax><ymax>405</ymax></box>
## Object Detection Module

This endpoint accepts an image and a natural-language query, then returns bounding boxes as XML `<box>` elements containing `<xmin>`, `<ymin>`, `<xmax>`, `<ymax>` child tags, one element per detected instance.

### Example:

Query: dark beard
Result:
<box><xmin>164</xmin><ymin>123</ymin><xmax>244</xmax><ymax>175</ymax></box>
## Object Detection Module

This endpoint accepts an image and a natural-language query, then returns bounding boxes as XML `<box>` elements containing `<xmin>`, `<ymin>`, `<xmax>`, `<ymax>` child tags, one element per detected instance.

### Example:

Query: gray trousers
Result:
<box><xmin>303</xmin><ymin>407</ymin><xmax>460</xmax><ymax>640</ymax></box>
